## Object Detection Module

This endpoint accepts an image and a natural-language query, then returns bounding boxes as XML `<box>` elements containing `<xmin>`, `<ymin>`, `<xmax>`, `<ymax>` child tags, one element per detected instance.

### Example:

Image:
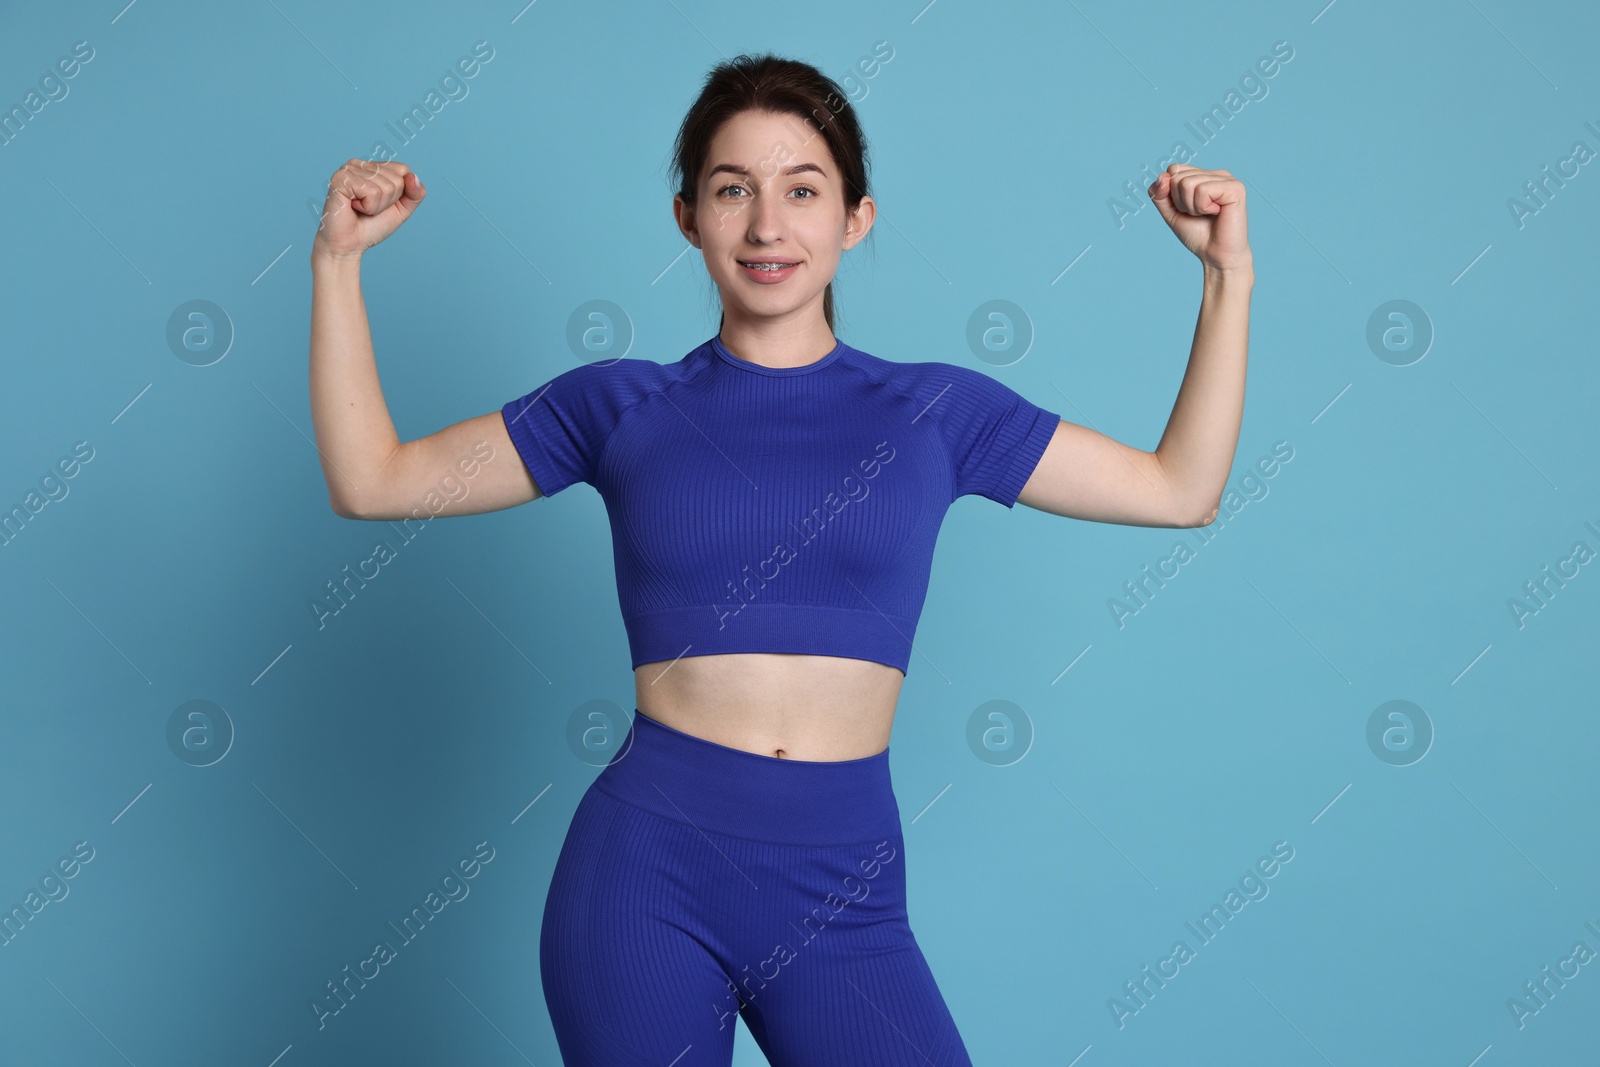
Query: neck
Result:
<box><xmin>717</xmin><ymin>312</ymin><xmax>836</xmax><ymax>370</ymax></box>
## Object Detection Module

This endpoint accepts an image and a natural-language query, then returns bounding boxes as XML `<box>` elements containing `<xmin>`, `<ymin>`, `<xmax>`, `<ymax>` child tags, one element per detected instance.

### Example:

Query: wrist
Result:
<box><xmin>311</xmin><ymin>243</ymin><xmax>363</xmax><ymax>271</ymax></box>
<box><xmin>1203</xmin><ymin>259</ymin><xmax>1254</xmax><ymax>284</ymax></box>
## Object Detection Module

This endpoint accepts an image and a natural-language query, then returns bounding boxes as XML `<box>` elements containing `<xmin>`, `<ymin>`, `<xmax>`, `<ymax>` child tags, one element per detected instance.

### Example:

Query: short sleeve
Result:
<box><xmin>932</xmin><ymin>364</ymin><xmax>1061</xmax><ymax>507</ymax></box>
<box><xmin>500</xmin><ymin>362</ymin><xmax>619</xmax><ymax>497</ymax></box>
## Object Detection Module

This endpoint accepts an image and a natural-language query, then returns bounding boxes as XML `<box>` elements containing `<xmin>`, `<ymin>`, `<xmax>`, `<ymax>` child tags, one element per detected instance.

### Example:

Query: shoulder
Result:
<box><xmin>542</xmin><ymin>354</ymin><xmax>678</xmax><ymax>393</ymax></box>
<box><xmin>838</xmin><ymin>344</ymin><xmax>1029</xmax><ymax>414</ymax></box>
<box><xmin>840</xmin><ymin>350</ymin><xmax>1060</xmax><ymax>507</ymax></box>
<box><xmin>500</xmin><ymin>351</ymin><xmax>705</xmax><ymax>497</ymax></box>
<box><xmin>838</xmin><ymin>343</ymin><xmax>959</xmax><ymax>388</ymax></box>
<box><xmin>525</xmin><ymin>353</ymin><xmax>698</xmax><ymax>417</ymax></box>
<box><xmin>839</xmin><ymin>342</ymin><xmax>1001</xmax><ymax>384</ymax></box>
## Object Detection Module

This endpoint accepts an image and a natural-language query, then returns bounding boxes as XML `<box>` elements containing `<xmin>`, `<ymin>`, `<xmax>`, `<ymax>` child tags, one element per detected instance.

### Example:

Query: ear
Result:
<box><xmin>672</xmin><ymin>194</ymin><xmax>702</xmax><ymax>249</ymax></box>
<box><xmin>842</xmin><ymin>195</ymin><xmax>876</xmax><ymax>250</ymax></box>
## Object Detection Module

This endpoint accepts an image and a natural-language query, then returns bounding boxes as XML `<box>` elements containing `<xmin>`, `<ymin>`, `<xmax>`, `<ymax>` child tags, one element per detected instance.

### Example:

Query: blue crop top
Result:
<box><xmin>500</xmin><ymin>334</ymin><xmax>1062</xmax><ymax>676</ymax></box>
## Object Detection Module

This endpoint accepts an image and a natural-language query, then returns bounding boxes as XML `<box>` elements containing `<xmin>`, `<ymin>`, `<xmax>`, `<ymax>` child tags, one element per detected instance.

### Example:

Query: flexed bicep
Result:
<box><xmin>1015</xmin><ymin>419</ymin><xmax>1205</xmax><ymax>527</ymax></box>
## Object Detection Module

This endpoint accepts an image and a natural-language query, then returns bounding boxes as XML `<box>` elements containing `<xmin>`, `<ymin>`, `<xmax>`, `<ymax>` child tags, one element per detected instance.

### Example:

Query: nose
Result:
<box><xmin>745</xmin><ymin>188</ymin><xmax>784</xmax><ymax>245</ymax></box>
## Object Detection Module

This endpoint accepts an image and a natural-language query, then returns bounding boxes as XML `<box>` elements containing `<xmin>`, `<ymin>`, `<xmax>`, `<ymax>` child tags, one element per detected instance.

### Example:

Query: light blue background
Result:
<box><xmin>2</xmin><ymin>0</ymin><xmax>1597</xmax><ymax>1064</ymax></box>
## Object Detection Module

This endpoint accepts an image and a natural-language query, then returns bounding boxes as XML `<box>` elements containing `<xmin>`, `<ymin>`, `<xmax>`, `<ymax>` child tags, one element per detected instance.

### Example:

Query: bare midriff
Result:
<box><xmin>633</xmin><ymin>652</ymin><xmax>904</xmax><ymax>762</ymax></box>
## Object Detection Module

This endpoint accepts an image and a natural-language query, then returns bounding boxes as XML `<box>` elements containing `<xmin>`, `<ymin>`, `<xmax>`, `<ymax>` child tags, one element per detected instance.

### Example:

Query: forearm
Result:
<box><xmin>308</xmin><ymin>250</ymin><xmax>402</xmax><ymax>515</ymax></box>
<box><xmin>1153</xmin><ymin>261</ymin><xmax>1254</xmax><ymax>524</ymax></box>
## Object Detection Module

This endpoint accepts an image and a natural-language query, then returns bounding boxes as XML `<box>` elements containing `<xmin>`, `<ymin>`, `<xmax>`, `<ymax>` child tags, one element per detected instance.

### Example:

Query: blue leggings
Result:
<box><xmin>540</xmin><ymin>708</ymin><xmax>974</xmax><ymax>1066</ymax></box>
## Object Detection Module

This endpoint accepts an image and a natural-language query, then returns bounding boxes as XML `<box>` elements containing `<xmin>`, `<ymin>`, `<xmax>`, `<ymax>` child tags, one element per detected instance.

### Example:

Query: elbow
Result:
<box><xmin>1153</xmin><ymin>458</ymin><xmax>1221</xmax><ymax>528</ymax></box>
<box><xmin>1172</xmin><ymin>496</ymin><xmax>1221</xmax><ymax>528</ymax></box>
<box><xmin>328</xmin><ymin>490</ymin><xmax>365</xmax><ymax>520</ymax></box>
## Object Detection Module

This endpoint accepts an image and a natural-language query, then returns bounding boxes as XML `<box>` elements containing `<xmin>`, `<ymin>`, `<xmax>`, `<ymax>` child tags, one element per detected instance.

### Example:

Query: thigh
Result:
<box><xmin>742</xmin><ymin>927</ymin><xmax>974</xmax><ymax>1067</ymax></box>
<box><xmin>540</xmin><ymin>785</ymin><xmax>740</xmax><ymax>1067</ymax></box>
<box><xmin>727</xmin><ymin>834</ymin><xmax>975</xmax><ymax>1067</ymax></box>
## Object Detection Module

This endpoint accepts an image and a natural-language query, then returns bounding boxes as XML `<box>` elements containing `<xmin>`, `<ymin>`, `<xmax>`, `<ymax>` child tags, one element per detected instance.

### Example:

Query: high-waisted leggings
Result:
<box><xmin>539</xmin><ymin>708</ymin><xmax>975</xmax><ymax>1066</ymax></box>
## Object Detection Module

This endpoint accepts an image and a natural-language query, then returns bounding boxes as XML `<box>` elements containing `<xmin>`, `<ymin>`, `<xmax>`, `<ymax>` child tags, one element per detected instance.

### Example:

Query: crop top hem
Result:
<box><xmin>624</xmin><ymin>603</ymin><xmax>915</xmax><ymax>676</ymax></box>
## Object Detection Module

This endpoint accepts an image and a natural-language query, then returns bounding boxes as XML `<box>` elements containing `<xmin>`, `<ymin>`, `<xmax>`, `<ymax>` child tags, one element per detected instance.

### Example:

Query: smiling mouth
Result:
<box><xmin>739</xmin><ymin>260</ymin><xmax>799</xmax><ymax>271</ymax></box>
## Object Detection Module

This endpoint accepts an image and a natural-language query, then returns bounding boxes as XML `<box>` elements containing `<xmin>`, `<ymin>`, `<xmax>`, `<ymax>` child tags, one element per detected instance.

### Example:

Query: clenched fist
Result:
<box><xmin>312</xmin><ymin>159</ymin><xmax>426</xmax><ymax>261</ymax></box>
<box><xmin>1147</xmin><ymin>164</ymin><xmax>1251</xmax><ymax>273</ymax></box>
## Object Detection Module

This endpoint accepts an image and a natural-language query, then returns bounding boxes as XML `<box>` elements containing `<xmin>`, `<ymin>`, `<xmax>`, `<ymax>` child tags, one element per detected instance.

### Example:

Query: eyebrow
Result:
<box><xmin>707</xmin><ymin>162</ymin><xmax>827</xmax><ymax>180</ymax></box>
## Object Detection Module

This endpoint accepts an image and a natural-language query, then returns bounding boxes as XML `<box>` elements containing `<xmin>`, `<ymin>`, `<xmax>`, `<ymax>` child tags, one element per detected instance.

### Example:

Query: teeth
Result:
<box><xmin>744</xmin><ymin>262</ymin><xmax>793</xmax><ymax>271</ymax></box>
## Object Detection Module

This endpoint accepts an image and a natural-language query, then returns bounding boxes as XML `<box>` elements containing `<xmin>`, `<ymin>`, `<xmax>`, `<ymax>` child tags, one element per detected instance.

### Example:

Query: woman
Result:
<box><xmin>309</xmin><ymin>53</ymin><xmax>1250</xmax><ymax>1067</ymax></box>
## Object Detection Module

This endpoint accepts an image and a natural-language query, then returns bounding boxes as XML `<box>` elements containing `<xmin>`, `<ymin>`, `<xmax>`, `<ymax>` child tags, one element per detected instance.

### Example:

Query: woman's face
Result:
<box><xmin>674</xmin><ymin>108</ymin><xmax>873</xmax><ymax>329</ymax></box>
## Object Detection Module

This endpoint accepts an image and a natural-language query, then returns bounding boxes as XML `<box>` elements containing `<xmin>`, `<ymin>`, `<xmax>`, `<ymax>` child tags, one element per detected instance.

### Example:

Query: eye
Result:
<box><xmin>715</xmin><ymin>183</ymin><xmax>818</xmax><ymax>200</ymax></box>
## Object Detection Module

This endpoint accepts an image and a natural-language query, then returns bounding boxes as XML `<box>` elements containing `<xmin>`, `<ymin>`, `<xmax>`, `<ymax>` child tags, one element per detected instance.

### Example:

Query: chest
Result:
<box><xmin>592</xmin><ymin>388</ymin><xmax>953</xmax><ymax>588</ymax></box>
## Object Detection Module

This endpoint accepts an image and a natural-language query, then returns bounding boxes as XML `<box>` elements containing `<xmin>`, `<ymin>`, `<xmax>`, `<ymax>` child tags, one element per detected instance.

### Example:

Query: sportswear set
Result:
<box><xmin>501</xmin><ymin>334</ymin><xmax>1060</xmax><ymax>1064</ymax></box>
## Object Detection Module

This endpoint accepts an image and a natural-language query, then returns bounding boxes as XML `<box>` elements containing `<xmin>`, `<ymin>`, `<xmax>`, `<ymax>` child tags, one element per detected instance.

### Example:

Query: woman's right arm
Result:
<box><xmin>309</xmin><ymin>159</ymin><xmax>542</xmax><ymax>520</ymax></box>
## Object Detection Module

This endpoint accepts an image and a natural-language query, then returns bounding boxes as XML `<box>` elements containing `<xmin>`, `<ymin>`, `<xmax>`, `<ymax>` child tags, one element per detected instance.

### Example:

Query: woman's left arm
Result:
<box><xmin>1017</xmin><ymin>164</ymin><xmax>1253</xmax><ymax>527</ymax></box>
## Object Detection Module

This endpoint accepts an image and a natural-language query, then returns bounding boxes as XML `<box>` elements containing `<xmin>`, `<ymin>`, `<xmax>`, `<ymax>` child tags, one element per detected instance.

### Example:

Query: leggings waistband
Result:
<box><xmin>591</xmin><ymin>709</ymin><xmax>902</xmax><ymax>847</ymax></box>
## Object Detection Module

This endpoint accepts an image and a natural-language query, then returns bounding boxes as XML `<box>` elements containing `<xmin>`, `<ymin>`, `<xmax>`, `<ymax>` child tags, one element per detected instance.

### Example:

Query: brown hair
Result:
<box><xmin>670</xmin><ymin>53</ymin><xmax>873</xmax><ymax>334</ymax></box>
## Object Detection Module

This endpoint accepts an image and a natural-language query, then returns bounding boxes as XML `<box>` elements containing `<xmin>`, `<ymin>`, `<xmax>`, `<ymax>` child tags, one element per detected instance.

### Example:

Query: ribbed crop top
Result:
<box><xmin>500</xmin><ymin>334</ymin><xmax>1062</xmax><ymax>676</ymax></box>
